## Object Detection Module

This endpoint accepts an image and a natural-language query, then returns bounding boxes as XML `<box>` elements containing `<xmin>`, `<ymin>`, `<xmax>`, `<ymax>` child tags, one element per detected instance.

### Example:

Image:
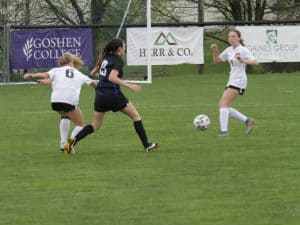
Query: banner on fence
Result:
<box><xmin>237</xmin><ymin>26</ymin><xmax>300</xmax><ymax>63</ymax></box>
<box><xmin>11</xmin><ymin>28</ymin><xmax>93</xmax><ymax>69</ymax></box>
<box><xmin>126</xmin><ymin>27</ymin><xmax>204</xmax><ymax>65</ymax></box>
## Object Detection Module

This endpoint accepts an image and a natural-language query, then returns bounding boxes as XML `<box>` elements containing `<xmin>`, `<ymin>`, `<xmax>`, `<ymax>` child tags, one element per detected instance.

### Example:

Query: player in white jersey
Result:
<box><xmin>211</xmin><ymin>28</ymin><xmax>259</xmax><ymax>136</ymax></box>
<box><xmin>24</xmin><ymin>53</ymin><xmax>97</xmax><ymax>150</ymax></box>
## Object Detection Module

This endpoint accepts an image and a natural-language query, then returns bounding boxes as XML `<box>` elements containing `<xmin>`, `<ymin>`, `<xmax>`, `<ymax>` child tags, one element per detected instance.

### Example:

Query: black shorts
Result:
<box><xmin>225</xmin><ymin>85</ymin><xmax>245</xmax><ymax>95</ymax></box>
<box><xmin>94</xmin><ymin>93</ymin><xmax>129</xmax><ymax>112</ymax></box>
<box><xmin>51</xmin><ymin>102</ymin><xmax>75</xmax><ymax>113</ymax></box>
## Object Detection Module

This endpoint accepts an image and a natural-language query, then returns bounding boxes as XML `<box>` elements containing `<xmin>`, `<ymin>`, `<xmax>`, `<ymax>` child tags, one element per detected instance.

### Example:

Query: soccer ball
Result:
<box><xmin>193</xmin><ymin>114</ymin><xmax>210</xmax><ymax>130</ymax></box>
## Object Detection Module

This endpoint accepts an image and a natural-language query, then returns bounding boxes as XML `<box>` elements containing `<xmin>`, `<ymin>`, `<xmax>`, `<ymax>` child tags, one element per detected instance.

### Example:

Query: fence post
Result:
<box><xmin>3</xmin><ymin>25</ymin><xmax>10</xmax><ymax>83</ymax></box>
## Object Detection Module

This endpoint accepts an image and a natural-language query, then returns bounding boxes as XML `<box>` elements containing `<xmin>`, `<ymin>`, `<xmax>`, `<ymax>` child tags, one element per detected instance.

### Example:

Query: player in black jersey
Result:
<box><xmin>64</xmin><ymin>38</ymin><xmax>159</xmax><ymax>154</ymax></box>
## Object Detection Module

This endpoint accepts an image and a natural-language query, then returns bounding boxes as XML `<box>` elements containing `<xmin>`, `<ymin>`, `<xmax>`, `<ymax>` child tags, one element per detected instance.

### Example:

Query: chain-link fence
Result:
<box><xmin>1</xmin><ymin>20</ymin><xmax>300</xmax><ymax>84</ymax></box>
<box><xmin>0</xmin><ymin>27</ymin><xmax>4</xmax><ymax>82</ymax></box>
<box><xmin>91</xmin><ymin>26</ymin><xmax>153</xmax><ymax>82</ymax></box>
<box><xmin>1</xmin><ymin>24</ymin><xmax>167</xmax><ymax>84</ymax></box>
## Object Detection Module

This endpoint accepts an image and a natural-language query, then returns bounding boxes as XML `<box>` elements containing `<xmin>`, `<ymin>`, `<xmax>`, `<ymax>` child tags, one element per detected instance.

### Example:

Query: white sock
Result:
<box><xmin>228</xmin><ymin>107</ymin><xmax>247</xmax><ymax>122</ymax></box>
<box><xmin>60</xmin><ymin>118</ymin><xmax>70</xmax><ymax>147</ymax></box>
<box><xmin>71</xmin><ymin>126</ymin><xmax>83</xmax><ymax>139</ymax></box>
<box><xmin>219</xmin><ymin>108</ymin><xmax>229</xmax><ymax>132</ymax></box>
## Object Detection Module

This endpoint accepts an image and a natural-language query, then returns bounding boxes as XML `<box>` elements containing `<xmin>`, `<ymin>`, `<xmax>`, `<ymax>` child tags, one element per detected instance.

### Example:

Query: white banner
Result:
<box><xmin>126</xmin><ymin>27</ymin><xmax>204</xmax><ymax>65</ymax></box>
<box><xmin>237</xmin><ymin>26</ymin><xmax>300</xmax><ymax>63</ymax></box>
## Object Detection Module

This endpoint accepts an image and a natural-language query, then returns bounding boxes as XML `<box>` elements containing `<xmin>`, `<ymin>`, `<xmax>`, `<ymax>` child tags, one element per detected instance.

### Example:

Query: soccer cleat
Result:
<box><xmin>245</xmin><ymin>118</ymin><xmax>254</xmax><ymax>134</ymax></box>
<box><xmin>145</xmin><ymin>143</ymin><xmax>160</xmax><ymax>152</ymax></box>
<box><xmin>64</xmin><ymin>138</ymin><xmax>76</xmax><ymax>155</ymax></box>
<box><xmin>60</xmin><ymin>143</ymin><xmax>66</xmax><ymax>152</ymax></box>
<box><xmin>218</xmin><ymin>131</ymin><xmax>229</xmax><ymax>137</ymax></box>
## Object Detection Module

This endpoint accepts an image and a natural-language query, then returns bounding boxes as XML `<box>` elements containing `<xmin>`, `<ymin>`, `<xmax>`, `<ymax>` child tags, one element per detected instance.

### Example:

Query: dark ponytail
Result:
<box><xmin>96</xmin><ymin>38</ymin><xmax>124</xmax><ymax>67</ymax></box>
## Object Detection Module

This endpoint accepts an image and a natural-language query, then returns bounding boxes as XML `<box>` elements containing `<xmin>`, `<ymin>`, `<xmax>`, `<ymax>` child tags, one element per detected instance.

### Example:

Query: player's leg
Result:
<box><xmin>62</xmin><ymin>107</ymin><xmax>84</xmax><ymax>154</ymax></box>
<box><xmin>64</xmin><ymin>93</ymin><xmax>108</xmax><ymax>155</ymax></box>
<box><xmin>218</xmin><ymin>88</ymin><xmax>239</xmax><ymax>135</ymax></box>
<box><xmin>228</xmin><ymin>107</ymin><xmax>247</xmax><ymax>122</ymax></box>
<box><xmin>225</xmin><ymin>87</ymin><xmax>254</xmax><ymax>134</ymax></box>
<box><xmin>64</xmin><ymin>111</ymin><xmax>105</xmax><ymax>155</ymax></box>
<box><xmin>59</xmin><ymin>114</ymin><xmax>70</xmax><ymax>151</ymax></box>
<box><xmin>121</xmin><ymin>101</ymin><xmax>159</xmax><ymax>151</ymax></box>
<box><xmin>52</xmin><ymin>103</ymin><xmax>73</xmax><ymax>151</ymax></box>
<box><xmin>226</xmin><ymin>86</ymin><xmax>248</xmax><ymax>122</ymax></box>
<box><xmin>75</xmin><ymin>111</ymin><xmax>105</xmax><ymax>142</ymax></box>
<box><xmin>66</xmin><ymin>107</ymin><xmax>85</xmax><ymax>138</ymax></box>
<box><xmin>228</xmin><ymin>107</ymin><xmax>254</xmax><ymax>132</ymax></box>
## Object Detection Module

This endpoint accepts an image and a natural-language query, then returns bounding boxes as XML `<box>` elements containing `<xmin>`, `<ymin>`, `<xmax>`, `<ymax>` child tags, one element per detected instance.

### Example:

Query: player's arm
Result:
<box><xmin>238</xmin><ymin>57</ymin><xmax>259</xmax><ymax>65</ymax></box>
<box><xmin>235</xmin><ymin>52</ymin><xmax>259</xmax><ymax>65</ymax></box>
<box><xmin>36</xmin><ymin>79</ymin><xmax>52</xmax><ymax>85</ymax></box>
<box><xmin>89</xmin><ymin>80</ymin><xmax>97</xmax><ymax>88</ymax></box>
<box><xmin>90</xmin><ymin>58</ymin><xmax>102</xmax><ymax>78</ymax></box>
<box><xmin>90</xmin><ymin>65</ymin><xmax>100</xmax><ymax>78</ymax></box>
<box><xmin>24</xmin><ymin>72</ymin><xmax>49</xmax><ymax>80</ymax></box>
<box><xmin>108</xmin><ymin>69</ymin><xmax>141</xmax><ymax>93</ymax></box>
<box><xmin>210</xmin><ymin>43</ymin><xmax>222</xmax><ymax>64</ymax></box>
<box><xmin>240</xmin><ymin>59</ymin><xmax>259</xmax><ymax>65</ymax></box>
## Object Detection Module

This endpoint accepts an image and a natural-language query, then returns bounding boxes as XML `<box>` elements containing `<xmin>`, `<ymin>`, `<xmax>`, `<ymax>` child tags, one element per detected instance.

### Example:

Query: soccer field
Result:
<box><xmin>0</xmin><ymin>70</ymin><xmax>299</xmax><ymax>225</ymax></box>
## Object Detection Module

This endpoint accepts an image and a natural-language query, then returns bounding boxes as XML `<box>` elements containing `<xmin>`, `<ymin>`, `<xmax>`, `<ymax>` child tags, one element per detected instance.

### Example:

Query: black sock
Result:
<box><xmin>74</xmin><ymin>124</ymin><xmax>94</xmax><ymax>144</ymax></box>
<box><xmin>133</xmin><ymin>120</ymin><xmax>149</xmax><ymax>148</ymax></box>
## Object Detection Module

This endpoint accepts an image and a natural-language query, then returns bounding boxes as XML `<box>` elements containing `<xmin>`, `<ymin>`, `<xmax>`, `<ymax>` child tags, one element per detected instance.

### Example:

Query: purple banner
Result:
<box><xmin>11</xmin><ymin>28</ymin><xmax>93</xmax><ymax>69</ymax></box>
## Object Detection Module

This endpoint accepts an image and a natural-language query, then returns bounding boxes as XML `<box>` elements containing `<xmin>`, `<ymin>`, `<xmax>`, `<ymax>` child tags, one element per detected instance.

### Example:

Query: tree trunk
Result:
<box><xmin>255</xmin><ymin>0</ymin><xmax>267</xmax><ymax>20</ymax></box>
<box><xmin>91</xmin><ymin>0</ymin><xmax>112</xmax><ymax>64</ymax></box>
<box><xmin>91</xmin><ymin>0</ymin><xmax>112</xmax><ymax>24</ymax></box>
<box><xmin>24</xmin><ymin>0</ymin><xmax>30</xmax><ymax>25</ymax></box>
<box><xmin>246</xmin><ymin>0</ymin><xmax>252</xmax><ymax>20</ymax></box>
<box><xmin>69</xmin><ymin>0</ymin><xmax>85</xmax><ymax>24</ymax></box>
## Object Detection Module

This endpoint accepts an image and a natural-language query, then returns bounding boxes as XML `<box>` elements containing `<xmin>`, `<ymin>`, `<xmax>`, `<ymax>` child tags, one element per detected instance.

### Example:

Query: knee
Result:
<box><xmin>219</xmin><ymin>98</ymin><xmax>230</xmax><ymax>108</ymax></box>
<box><xmin>129</xmin><ymin>111</ymin><xmax>141</xmax><ymax>121</ymax></box>
<box><xmin>219</xmin><ymin>102</ymin><xmax>227</xmax><ymax>108</ymax></box>
<box><xmin>132</xmin><ymin>114</ymin><xmax>141</xmax><ymax>121</ymax></box>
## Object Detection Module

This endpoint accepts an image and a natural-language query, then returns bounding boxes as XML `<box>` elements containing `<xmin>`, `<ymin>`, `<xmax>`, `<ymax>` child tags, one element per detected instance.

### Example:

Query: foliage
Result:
<box><xmin>0</xmin><ymin>0</ymin><xmax>299</xmax><ymax>26</ymax></box>
<box><xmin>204</xmin><ymin>0</ymin><xmax>268</xmax><ymax>21</ymax></box>
<box><xmin>270</xmin><ymin>1</ymin><xmax>300</xmax><ymax>20</ymax></box>
<box><xmin>0</xmin><ymin>0</ymin><xmax>201</xmax><ymax>25</ymax></box>
<box><xmin>262</xmin><ymin>62</ymin><xmax>300</xmax><ymax>73</ymax></box>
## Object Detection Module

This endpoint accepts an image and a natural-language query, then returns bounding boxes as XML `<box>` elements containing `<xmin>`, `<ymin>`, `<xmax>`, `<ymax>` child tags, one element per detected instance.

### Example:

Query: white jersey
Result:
<box><xmin>48</xmin><ymin>66</ymin><xmax>93</xmax><ymax>106</ymax></box>
<box><xmin>219</xmin><ymin>44</ymin><xmax>255</xmax><ymax>89</ymax></box>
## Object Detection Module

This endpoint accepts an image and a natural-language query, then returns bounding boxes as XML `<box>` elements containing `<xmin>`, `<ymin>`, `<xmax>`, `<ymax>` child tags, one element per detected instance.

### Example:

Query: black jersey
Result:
<box><xmin>96</xmin><ymin>54</ymin><xmax>124</xmax><ymax>96</ymax></box>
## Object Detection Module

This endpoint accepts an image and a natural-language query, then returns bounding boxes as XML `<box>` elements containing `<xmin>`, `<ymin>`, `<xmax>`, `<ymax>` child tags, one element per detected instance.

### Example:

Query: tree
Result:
<box><xmin>270</xmin><ymin>1</ymin><xmax>300</xmax><ymax>20</ymax></box>
<box><xmin>151</xmin><ymin>0</ymin><xmax>198</xmax><ymax>23</ymax></box>
<box><xmin>0</xmin><ymin>0</ymin><xmax>89</xmax><ymax>25</ymax></box>
<box><xmin>204</xmin><ymin>0</ymin><xmax>269</xmax><ymax>21</ymax></box>
<box><xmin>91</xmin><ymin>0</ymin><xmax>112</xmax><ymax>24</ymax></box>
<box><xmin>43</xmin><ymin>0</ymin><xmax>87</xmax><ymax>24</ymax></box>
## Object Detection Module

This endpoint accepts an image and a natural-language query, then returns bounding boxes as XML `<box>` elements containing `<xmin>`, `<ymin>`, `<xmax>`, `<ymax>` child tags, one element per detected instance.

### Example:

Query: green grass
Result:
<box><xmin>1</xmin><ymin>70</ymin><xmax>300</xmax><ymax>225</ymax></box>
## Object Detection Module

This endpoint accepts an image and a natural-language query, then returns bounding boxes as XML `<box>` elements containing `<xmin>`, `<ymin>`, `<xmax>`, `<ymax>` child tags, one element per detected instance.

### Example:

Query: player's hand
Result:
<box><xmin>210</xmin><ymin>43</ymin><xmax>218</xmax><ymax>51</ymax></box>
<box><xmin>235</xmin><ymin>52</ymin><xmax>246</xmax><ymax>63</ymax></box>
<box><xmin>128</xmin><ymin>83</ymin><xmax>142</xmax><ymax>93</ymax></box>
<box><xmin>235</xmin><ymin>52</ymin><xmax>241</xmax><ymax>60</ymax></box>
<box><xmin>23</xmin><ymin>73</ymin><xmax>31</xmax><ymax>80</ymax></box>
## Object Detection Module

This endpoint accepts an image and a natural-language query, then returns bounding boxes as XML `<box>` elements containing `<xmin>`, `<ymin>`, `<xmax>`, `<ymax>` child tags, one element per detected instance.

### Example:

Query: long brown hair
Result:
<box><xmin>96</xmin><ymin>38</ymin><xmax>124</xmax><ymax>67</ymax></box>
<box><xmin>229</xmin><ymin>28</ymin><xmax>245</xmax><ymax>46</ymax></box>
